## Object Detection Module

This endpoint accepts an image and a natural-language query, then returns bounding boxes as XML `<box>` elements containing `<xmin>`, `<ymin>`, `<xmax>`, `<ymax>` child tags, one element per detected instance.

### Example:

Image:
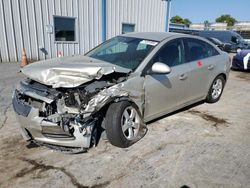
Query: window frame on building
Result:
<box><xmin>53</xmin><ymin>15</ymin><xmax>78</xmax><ymax>43</ymax></box>
<box><xmin>122</xmin><ymin>23</ymin><xmax>135</xmax><ymax>34</ymax></box>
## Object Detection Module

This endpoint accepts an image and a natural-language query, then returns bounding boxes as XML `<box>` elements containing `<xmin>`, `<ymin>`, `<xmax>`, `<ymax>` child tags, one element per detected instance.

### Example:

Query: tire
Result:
<box><xmin>105</xmin><ymin>101</ymin><xmax>142</xmax><ymax>148</ymax></box>
<box><xmin>206</xmin><ymin>75</ymin><xmax>225</xmax><ymax>103</ymax></box>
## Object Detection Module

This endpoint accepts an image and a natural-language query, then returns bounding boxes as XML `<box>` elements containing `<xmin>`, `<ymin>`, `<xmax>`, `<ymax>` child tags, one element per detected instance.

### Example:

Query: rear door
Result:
<box><xmin>182</xmin><ymin>38</ymin><xmax>221</xmax><ymax>101</ymax></box>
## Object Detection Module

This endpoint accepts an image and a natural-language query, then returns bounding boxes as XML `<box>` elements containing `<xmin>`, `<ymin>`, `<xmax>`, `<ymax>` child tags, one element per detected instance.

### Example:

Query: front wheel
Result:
<box><xmin>206</xmin><ymin>75</ymin><xmax>225</xmax><ymax>103</ymax></box>
<box><xmin>105</xmin><ymin>101</ymin><xmax>143</xmax><ymax>148</ymax></box>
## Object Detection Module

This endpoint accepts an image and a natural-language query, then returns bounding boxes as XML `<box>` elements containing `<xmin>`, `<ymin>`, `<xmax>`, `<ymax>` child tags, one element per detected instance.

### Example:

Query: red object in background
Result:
<box><xmin>58</xmin><ymin>51</ymin><xmax>63</xmax><ymax>57</ymax></box>
<box><xmin>21</xmin><ymin>48</ymin><xmax>28</xmax><ymax>68</ymax></box>
<box><xmin>197</xmin><ymin>60</ymin><xmax>203</xmax><ymax>67</ymax></box>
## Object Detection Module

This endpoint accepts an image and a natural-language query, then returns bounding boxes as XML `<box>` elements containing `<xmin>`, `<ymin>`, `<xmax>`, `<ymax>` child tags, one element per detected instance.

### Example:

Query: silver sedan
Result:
<box><xmin>13</xmin><ymin>32</ymin><xmax>231</xmax><ymax>152</ymax></box>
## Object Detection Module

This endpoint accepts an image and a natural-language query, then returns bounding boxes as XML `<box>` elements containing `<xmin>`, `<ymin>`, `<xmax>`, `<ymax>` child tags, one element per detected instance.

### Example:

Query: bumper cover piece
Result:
<box><xmin>12</xmin><ymin>90</ymin><xmax>95</xmax><ymax>148</ymax></box>
<box><xmin>12</xmin><ymin>90</ymin><xmax>31</xmax><ymax>117</ymax></box>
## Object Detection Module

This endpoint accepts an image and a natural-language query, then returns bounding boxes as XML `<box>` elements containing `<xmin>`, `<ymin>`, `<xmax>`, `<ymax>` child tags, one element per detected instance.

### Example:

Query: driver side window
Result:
<box><xmin>153</xmin><ymin>39</ymin><xmax>184</xmax><ymax>67</ymax></box>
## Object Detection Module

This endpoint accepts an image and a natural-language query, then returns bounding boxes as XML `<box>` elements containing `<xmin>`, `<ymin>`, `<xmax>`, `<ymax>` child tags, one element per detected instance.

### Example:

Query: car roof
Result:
<box><xmin>121</xmin><ymin>32</ymin><xmax>187</xmax><ymax>42</ymax></box>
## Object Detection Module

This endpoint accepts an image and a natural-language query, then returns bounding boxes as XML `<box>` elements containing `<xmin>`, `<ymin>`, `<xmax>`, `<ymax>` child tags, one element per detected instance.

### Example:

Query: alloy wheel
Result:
<box><xmin>121</xmin><ymin>106</ymin><xmax>140</xmax><ymax>140</ymax></box>
<box><xmin>211</xmin><ymin>78</ymin><xmax>223</xmax><ymax>100</ymax></box>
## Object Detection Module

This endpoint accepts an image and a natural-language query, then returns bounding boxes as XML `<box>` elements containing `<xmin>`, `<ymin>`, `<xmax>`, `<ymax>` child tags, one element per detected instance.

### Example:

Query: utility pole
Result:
<box><xmin>164</xmin><ymin>0</ymin><xmax>172</xmax><ymax>32</ymax></box>
<box><xmin>101</xmin><ymin>0</ymin><xmax>106</xmax><ymax>42</ymax></box>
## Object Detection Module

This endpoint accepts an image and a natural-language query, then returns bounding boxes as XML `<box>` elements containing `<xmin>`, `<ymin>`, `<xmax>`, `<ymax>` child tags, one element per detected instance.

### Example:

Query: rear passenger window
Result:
<box><xmin>153</xmin><ymin>39</ymin><xmax>184</xmax><ymax>67</ymax></box>
<box><xmin>184</xmin><ymin>38</ymin><xmax>219</xmax><ymax>62</ymax></box>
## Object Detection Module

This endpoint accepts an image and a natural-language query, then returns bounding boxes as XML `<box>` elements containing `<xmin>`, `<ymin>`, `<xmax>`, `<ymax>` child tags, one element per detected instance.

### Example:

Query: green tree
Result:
<box><xmin>183</xmin><ymin>19</ymin><xmax>192</xmax><ymax>27</ymax></box>
<box><xmin>215</xmin><ymin>14</ymin><xmax>237</xmax><ymax>26</ymax></box>
<box><xmin>171</xmin><ymin>15</ymin><xmax>184</xmax><ymax>24</ymax></box>
<box><xmin>171</xmin><ymin>16</ymin><xmax>192</xmax><ymax>27</ymax></box>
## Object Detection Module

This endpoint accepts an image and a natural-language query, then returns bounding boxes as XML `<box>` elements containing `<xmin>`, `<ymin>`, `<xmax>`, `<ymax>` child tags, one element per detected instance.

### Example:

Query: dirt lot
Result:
<box><xmin>0</xmin><ymin>62</ymin><xmax>249</xmax><ymax>188</ymax></box>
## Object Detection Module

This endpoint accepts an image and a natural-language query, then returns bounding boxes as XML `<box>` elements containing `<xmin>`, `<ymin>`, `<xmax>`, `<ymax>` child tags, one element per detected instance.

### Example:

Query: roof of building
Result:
<box><xmin>121</xmin><ymin>32</ymin><xmax>186</xmax><ymax>41</ymax></box>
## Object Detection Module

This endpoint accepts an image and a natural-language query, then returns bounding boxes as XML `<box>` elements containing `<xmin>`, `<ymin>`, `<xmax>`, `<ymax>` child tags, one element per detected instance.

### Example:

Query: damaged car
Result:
<box><xmin>13</xmin><ymin>32</ymin><xmax>231</xmax><ymax>152</ymax></box>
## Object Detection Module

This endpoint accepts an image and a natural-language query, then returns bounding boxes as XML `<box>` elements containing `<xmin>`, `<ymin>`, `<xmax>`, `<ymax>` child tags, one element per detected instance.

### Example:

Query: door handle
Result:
<box><xmin>208</xmin><ymin>65</ymin><xmax>214</xmax><ymax>70</ymax></box>
<box><xmin>179</xmin><ymin>74</ymin><xmax>187</xmax><ymax>80</ymax></box>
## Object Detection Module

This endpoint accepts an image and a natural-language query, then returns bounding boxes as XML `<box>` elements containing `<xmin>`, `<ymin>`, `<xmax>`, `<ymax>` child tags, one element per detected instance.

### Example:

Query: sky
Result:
<box><xmin>171</xmin><ymin>0</ymin><xmax>250</xmax><ymax>23</ymax></box>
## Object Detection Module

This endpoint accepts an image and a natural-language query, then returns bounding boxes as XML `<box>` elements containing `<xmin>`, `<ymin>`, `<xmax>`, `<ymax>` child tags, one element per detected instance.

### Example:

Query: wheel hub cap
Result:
<box><xmin>121</xmin><ymin>106</ymin><xmax>140</xmax><ymax>140</ymax></box>
<box><xmin>212</xmin><ymin>79</ymin><xmax>223</xmax><ymax>99</ymax></box>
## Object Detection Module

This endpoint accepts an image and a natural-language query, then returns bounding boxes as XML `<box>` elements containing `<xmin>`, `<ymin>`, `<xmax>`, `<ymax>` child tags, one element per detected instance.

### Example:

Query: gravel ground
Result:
<box><xmin>0</xmin><ymin>62</ymin><xmax>249</xmax><ymax>188</ymax></box>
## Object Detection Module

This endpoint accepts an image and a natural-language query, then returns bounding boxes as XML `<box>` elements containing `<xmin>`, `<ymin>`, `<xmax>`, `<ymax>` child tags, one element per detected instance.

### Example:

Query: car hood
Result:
<box><xmin>21</xmin><ymin>55</ymin><xmax>131</xmax><ymax>88</ymax></box>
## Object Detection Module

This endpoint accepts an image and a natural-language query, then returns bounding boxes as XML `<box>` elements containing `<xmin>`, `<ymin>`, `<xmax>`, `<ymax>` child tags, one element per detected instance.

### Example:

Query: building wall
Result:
<box><xmin>210</xmin><ymin>23</ymin><xmax>228</xmax><ymax>30</ymax></box>
<box><xmin>189</xmin><ymin>23</ymin><xmax>205</xmax><ymax>30</ymax></box>
<box><xmin>0</xmin><ymin>0</ymin><xmax>166</xmax><ymax>62</ymax></box>
<box><xmin>106</xmin><ymin>0</ymin><xmax>166</xmax><ymax>40</ymax></box>
<box><xmin>190</xmin><ymin>22</ymin><xmax>228</xmax><ymax>31</ymax></box>
<box><xmin>0</xmin><ymin>0</ymin><xmax>102</xmax><ymax>62</ymax></box>
<box><xmin>234</xmin><ymin>22</ymin><xmax>250</xmax><ymax>31</ymax></box>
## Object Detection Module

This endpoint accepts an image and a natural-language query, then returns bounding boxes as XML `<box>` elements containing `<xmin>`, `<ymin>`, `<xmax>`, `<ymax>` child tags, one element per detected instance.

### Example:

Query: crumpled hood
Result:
<box><xmin>21</xmin><ymin>55</ymin><xmax>131</xmax><ymax>88</ymax></box>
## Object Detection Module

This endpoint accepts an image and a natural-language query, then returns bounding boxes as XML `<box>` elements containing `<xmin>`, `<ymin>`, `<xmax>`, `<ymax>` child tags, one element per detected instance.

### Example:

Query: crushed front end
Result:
<box><xmin>12</xmin><ymin>75</ymin><xmax>127</xmax><ymax>151</ymax></box>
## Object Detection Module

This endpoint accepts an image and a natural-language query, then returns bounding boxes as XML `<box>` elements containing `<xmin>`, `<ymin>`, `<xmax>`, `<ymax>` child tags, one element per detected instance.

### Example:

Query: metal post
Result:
<box><xmin>101</xmin><ymin>0</ymin><xmax>106</xmax><ymax>42</ymax></box>
<box><xmin>165</xmin><ymin>0</ymin><xmax>171</xmax><ymax>32</ymax></box>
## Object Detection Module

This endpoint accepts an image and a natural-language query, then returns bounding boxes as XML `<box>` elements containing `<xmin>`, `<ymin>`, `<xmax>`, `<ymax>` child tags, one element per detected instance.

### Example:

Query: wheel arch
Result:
<box><xmin>217</xmin><ymin>73</ymin><xmax>227</xmax><ymax>81</ymax></box>
<box><xmin>96</xmin><ymin>96</ymin><xmax>143</xmax><ymax>124</ymax></box>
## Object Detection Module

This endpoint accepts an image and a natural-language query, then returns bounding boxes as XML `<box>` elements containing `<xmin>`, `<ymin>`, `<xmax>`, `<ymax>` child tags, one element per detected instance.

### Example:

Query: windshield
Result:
<box><xmin>86</xmin><ymin>36</ymin><xmax>158</xmax><ymax>70</ymax></box>
<box><xmin>236</xmin><ymin>34</ymin><xmax>245</xmax><ymax>43</ymax></box>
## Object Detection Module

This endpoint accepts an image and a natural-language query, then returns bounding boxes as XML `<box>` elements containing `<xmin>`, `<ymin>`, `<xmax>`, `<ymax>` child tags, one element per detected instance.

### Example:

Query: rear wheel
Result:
<box><xmin>206</xmin><ymin>75</ymin><xmax>225</xmax><ymax>103</ymax></box>
<box><xmin>105</xmin><ymin>101</ymin><xmax>142</xmax><ymax>148</ymax></box>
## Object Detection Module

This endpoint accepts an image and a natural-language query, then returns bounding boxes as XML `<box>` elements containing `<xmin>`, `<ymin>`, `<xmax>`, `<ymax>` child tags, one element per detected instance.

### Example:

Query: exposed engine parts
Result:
<box><xmin>14</xmin><ymin>72</ymin><xmax>131</xmax><ymax>151</ymax></box>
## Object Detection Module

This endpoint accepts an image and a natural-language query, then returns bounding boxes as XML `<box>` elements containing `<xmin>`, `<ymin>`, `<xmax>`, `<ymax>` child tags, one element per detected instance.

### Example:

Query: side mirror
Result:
<box><xmin>151</xmin><ymin>62</ymin><xmax>171</xmax><ymax>74</ymax></box>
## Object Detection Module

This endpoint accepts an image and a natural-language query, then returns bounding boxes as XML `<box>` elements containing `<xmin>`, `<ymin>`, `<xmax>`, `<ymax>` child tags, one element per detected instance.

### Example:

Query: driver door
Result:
<box><xmin>144</xmin><ymin>38</ymin><xmax>189</xmax><ymax>122</ymax></box>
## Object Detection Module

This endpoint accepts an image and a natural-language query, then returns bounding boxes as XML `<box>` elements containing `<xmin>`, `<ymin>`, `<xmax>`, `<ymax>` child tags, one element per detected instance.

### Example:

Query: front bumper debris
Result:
<box><xmin>12</xmin><ymin>89</ymin><xmax>95</xmax><ymax>149</ymax></box>
<box><xmin>12</xmin><ymin>90</ymin><xmax>31</xmax><ymax>117</ymax></box>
